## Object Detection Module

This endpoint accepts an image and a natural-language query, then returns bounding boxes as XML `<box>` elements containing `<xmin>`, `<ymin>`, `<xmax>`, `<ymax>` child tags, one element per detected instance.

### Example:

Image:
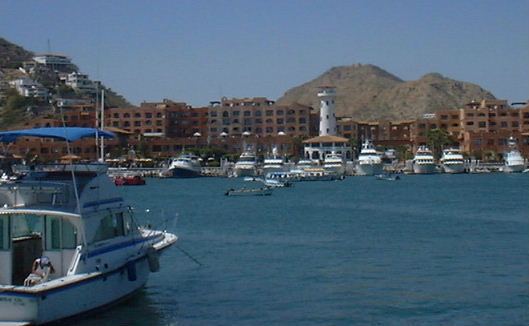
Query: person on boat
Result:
<box><xmin>24</xmin><ymin>256</ymin><xmax>55</xmax><ymax>286</ymax></box>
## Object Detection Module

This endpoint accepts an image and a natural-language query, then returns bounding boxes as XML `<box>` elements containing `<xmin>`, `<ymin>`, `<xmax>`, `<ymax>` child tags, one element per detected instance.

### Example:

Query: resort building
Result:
<box><xmin>207</xmin><ymin>97</ymin><xmax>312</xmax><ymax>139</ymax></box>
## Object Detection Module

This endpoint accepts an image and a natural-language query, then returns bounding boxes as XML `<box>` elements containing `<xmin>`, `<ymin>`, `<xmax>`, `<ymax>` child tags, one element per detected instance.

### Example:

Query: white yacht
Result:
<box><xmin>412</xmin><ymin>145</ymin><xmax>437</xmax><ymax>174</ymax></box>
<box><xmin>503</xmin><ymin>137</ymin><xmax>525</xmax><ymax>173</ymax></box>
<box><xmin>234</xmin><ymin>150</ymin><xmax>257</xmax><ymax>177</ymax></box>
<box><xmin>322</xmin><ymin>151</ymin><xmax>345</xmax><ymax>175</ymax></box>
<box><xmin>440</xmin><ymin>148</ymin><xmax>466</xmax><ymax>174</ymax></box>
<box><xmin>0</xmin><ymin>128</ymin><xmax>177</xmax><ymax>325</ymax></box>
<box><xmin>356</xmin><ymin>140</ymin><xmax>383</xmax><ymax>176</ymax></box>
<box><xmin>296</xmin><ymin>158</ymin><xmax>318</xmax><ymax>170</ymax></box>
<box><xmin>165</xmin><ymin>153</ymin><xmax>202</xmax><ymax>178</ymax></box>
<box><xmin>262</xmin><ymin>147</ymin><xmax>286</xmax><ymax>175</ymax></box>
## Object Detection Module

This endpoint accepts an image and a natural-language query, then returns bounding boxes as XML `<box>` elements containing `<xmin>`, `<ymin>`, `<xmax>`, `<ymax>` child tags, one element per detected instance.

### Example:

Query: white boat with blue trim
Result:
<box><xmin>0</xmin><ymin>128</ymin><xmax>177</xmax><ymax>325</ymax></box>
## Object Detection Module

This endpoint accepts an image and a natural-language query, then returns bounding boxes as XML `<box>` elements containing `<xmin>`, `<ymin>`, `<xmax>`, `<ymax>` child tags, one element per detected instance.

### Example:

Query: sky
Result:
<box><xmin>1</xmin><ymin>0</ymin><xmax>527</xmax><ymax>107</ymax></box>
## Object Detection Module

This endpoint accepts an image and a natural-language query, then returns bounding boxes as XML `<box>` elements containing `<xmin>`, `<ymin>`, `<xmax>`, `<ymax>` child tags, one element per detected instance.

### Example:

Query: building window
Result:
<box><xmin>244</xmin><ymin>111</ymin><xmax>251</xmax><ymax>116</ymax></box>
<box><xmin>500</xmin><ymin>121</ymin><xmax>508</xmax><ymax>128</ymax></box>
<box><xmin>466</xmin><ymin>121</ymin><xmax>474</xmax><ymax>126</ymax></box>
<box><xmin>277</xmin><ymin>119</ymin><xmax>284</xmax><ymax>124</ymax></box>
<box><xmin>276</xmin><ymin>110</ymin><xmax>284</xmax><ymax>115</ymax></box>
<box><xmin>255</xmin><ymin>111</ymin><xmax>262</xmax><ymax>117</ymax></box>
<box><xmin>478</xmin><ymin>122</ymin><xmax>486</xmax><ymax>128</ymax></box>
<box><xmin>266</xmin><ymin>110</ymin><xmax>273</xmax><ymax>116</ymax></box>
<box><xmin>232</xmin><ymin>111</ymin><xmax>240</xmax><ymax>116</ymax></box>
<box><xmin>512</xmin><ymin>121</ymin><xmax>519</xmax><ymax>128</ymax></box>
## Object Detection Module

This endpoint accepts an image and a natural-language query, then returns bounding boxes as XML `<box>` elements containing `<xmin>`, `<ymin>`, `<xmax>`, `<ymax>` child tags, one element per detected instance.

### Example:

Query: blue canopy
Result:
<box><xmin>0</xmin><ymin>127</ymin><xmax>116</xmax><ymax>143</ymax></box>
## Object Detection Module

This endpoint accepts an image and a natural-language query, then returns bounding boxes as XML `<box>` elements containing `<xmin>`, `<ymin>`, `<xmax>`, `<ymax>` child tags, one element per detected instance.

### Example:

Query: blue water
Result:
<box><xmin>74</xmin><ymin>174</ymin><xmax>528</xmax><ymax>325</ymax></box>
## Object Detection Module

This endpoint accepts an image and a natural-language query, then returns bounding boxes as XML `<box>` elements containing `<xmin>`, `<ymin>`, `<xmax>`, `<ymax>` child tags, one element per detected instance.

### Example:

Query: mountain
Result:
<box><xmin>276</xmin><ymin>64</ymin><xmax>496</xmax><ymax>121</ymax></box>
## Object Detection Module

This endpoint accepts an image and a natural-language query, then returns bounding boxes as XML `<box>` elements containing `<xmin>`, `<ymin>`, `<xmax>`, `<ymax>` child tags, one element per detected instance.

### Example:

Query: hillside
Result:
<box><xmin>276</xmin><ymin>64</ymin><xmax>496</xmax><ymax>121</ymax></box>
<box><xmin>0</xmin><ymin>37</ymin><xmax>132</xmax><ymax>123</ymax></box>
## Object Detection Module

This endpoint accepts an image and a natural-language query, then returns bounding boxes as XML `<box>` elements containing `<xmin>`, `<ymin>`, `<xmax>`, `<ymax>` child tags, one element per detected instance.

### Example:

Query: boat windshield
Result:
<box><xmin>0</xmin><ymin>212</ymin><xmax>77</xmax><ymax>251</ymax></box>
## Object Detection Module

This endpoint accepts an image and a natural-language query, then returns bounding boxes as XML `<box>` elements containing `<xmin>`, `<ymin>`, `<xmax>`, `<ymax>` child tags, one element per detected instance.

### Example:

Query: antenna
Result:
<box><xmin>99</xmin><ymin>89</ymin><xmax>105</xmax><ymax>162</ymax></box>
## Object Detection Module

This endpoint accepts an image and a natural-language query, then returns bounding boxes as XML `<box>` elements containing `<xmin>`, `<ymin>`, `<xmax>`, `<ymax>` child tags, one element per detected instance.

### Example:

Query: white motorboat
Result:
<box><xmin>440</xmin><ymin>148</ymin><xmax>466</xmax><ymax>174</ymax></box>
<box><xmin>322</xmin><ymin>151</ymin><xmax>345</xmax><ymax>175</ymax></box>
<box><xmin>296</xmin><ymin>158</ymin><xmax>318</xmax><ymax>170</ymax></box>
<box><xmin>165</xmin><ymin>153</ymin><xmax>202</xmax><ymax>178</ymax></box>
<box><xmin>503</xmin><ymin>137</ymin><xmax>525</xmax><ymax>173</ymax></box>
<box><xmin>234</xmin><ymin>150</ymin><xmax>257</xmax><ymax>177</ymax></box>
<box><xmin>413</xmin><ymin>145</ymin><xmax>437</xmax><ymax>174</ymax></box>
<box><xmin>356</xmin><ymin>140</ymin><xmax>383</xmax><ymax>176</ymax></box>
<box><xmin>0</xmin><ymin>128</ymin><xmax>177</xmax><ymax>325</ymax></box>
<box><xmin>225</xmin><ymin>186</ymin><xmax>272</xmax><ymax>196</ymax></box>
<box><xmin>262</xmin><ymin>147</ymin><xmax>286</xmax><ymax>175</ymax></box>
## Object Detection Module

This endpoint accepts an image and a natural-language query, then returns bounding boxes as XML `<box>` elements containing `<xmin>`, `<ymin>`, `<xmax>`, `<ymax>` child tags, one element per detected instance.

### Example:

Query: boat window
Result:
<box><xmin>11</xmin><ymin>214</ymin><xmax>43</xmax><ymax>239</ymax></box>
<box><xmin>45</xmin><ymin>216</ymin><xmax>77</xmax><ymax>250</ymax></box>
<box><xmin>92</xmin><ymin>213</ymin><xmax>125</xmax><ymax>243</ymax></box>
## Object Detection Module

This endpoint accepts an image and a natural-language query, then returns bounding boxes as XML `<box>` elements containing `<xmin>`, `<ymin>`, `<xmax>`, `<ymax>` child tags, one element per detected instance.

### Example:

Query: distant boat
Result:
<box><xmin>503</xmin><ymin>137</ymin><xmax>525</xmax><ymax>173</ymax></box>
<box><xmin>440</xmin><ymin>148</ymin><xmax>465</xmax><ymax>174</ymax></box>
<box><xmin>412</xmin><ymin>145</ymin><xmax>436</xmax><ymax>174</ymax></box>
<box><xmin>113</xmin><ymin>174</ymin><xmax>146</xmax><ymax>186</ymax></box>
<box><xmin>165</xmin><ymin>153</ymin><xmax>202</xmax><ymax>178</ymax></box>
<box><xmin>262</xmin><ymin>146</ymin><xmax>287</xmax><ymax>175</ymax></box>
<box><xmin>375</xmin><ymin>173</ymin><xmax>400</xmax><ymax>181</ymax></box>
<box><xmin>356</xmin><ymin>140</ymin><xmax>383</xmax><ymax>176</ymax></box>
<box><xmin>322</xmin><ymin>151</ymin><xmax>345</xmax><ymax>175</ymax></box>
<box><xmin>225</xmin><ymin>186</ymin><xmax>273</xmax><ymax>196</ymax></box>
<box><xmin>234</xmin><ymin>150</ymin><xmax>258</xmax><ymax>177</ymax></box>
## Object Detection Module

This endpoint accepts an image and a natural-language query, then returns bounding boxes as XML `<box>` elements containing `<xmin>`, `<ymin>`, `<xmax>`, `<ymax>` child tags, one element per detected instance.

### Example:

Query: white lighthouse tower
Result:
<box><xmin>318</xmin><ymin>86</ymin><xmax>337</xmax><ymax>136</ymax></box>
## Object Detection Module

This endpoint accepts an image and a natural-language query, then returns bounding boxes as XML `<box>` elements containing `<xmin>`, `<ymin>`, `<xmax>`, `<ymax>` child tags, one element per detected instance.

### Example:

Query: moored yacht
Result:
<box><xmin>262</xmin><ymin>147</ymin><xmax>286</xmax><ymax>175</ymax></box>
<box><xmin>412</xmin><ymin>145</ymin><xmax>437</xmax><ymax>174</ymax></box>
<box><xmin>165</xmin><ymin>153</ymin><xmax>202</xmax><ymax>178</ymax></box>
<box><xmin>356</xmin><ymin>140</ymin><xmax>383</xmax><ymax>176</ymax></box>
<box><xmin>440</xmin><ymin>148</ymin><xmax>466</xmax><ymax>174</ymax></box>
<box><xmin>0</xmin><ymin>128</ymin><xmax>177</xmax><ymax>325</ymax></box>
<box><xmin>234</xmin><ymin>150</ymin><xmax>257</xmax><ymax>177</ymax></box>
<box><xmin>322</xmin><ymin>151</ymin><xmax>345</xmax><ymax>175</ymax></box>
<box><xmin>503</xmin><ymin>137</ymin><xmax>525</xmax><ymax>173</ymax></box>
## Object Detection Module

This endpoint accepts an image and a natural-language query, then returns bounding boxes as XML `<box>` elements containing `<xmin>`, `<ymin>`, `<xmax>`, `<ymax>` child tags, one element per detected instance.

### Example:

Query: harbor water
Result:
<box><xmin>72</xmin><ymin>174</ymin><xmax>528</xmax><ymax>325</ymax></box>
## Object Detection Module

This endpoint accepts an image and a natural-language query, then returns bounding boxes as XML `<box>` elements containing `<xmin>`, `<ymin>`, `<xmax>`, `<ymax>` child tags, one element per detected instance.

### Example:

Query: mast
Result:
<box><xmin>99</xmin><ymin>89</ymin><xmax>105</xmax><ymax>162</ymax></box>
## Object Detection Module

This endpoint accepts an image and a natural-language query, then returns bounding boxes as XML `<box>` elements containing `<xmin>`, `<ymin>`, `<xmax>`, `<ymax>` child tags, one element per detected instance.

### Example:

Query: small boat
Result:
<box><xmin>164</xmin><ymin>153</ymin><xmax>202</xmax><ymax>178</ymax></box>
<box><xmin>412</xmin><ymin>145</ymin><xmax>436</xmax><ymax>174</ymax></box>
<box><xmin>503</xmin><ymin>137</ymin><xmax>525</xmax><ymax>173</ymax></box>
<box><xmin>322</xmin><ymin>151</ymin><xmax>345</xmax><ymax>175</ymax></box>
<box><xmin>225</xmin><ymin>186</ymin><xmax>273</xmax><ymax>196</ymax></box>
<box><xmin>375</xmin><ymin>173</ymin><xmax>400</xmax><ymax>181</ymax></box>
<box><xmin>262</xmin><ymin>146</ymin><xmax>287</xmax><ymax>175</ymax></box>
<box><xmin>440</xmin><ymin>148</ymin><xmax>466</xmax><ymax>174</ymax></box>
<box><xmin>244</xmin><ymin>176</ymin><xmax>292</xmax><ymax>188</ymax></box>
<box><xmin>113</xmin><ymin>174</ymin><xmax>146</xmax><ymax>186</ymax></box>
<box><xmin>234</xmin><ymin>150</ymin><xmax>258</xmax><ymax>177</ymax></box>
<box><xmin>356</xmin><ymin>140</ymin><xmax>383</xmax><ymax>176</ymax></box>
<box><xmin>0</xmin><ymin>127</ymin><xmax>177</xmax><ymax>325</ymax></box>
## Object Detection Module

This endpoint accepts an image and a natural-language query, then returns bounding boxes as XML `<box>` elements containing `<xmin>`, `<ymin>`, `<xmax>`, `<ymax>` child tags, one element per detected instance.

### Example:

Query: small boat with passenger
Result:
<box><xmin>0</xmin><ymin>127</ymin><xmax>177</xmax><ymax>325</ymax></box>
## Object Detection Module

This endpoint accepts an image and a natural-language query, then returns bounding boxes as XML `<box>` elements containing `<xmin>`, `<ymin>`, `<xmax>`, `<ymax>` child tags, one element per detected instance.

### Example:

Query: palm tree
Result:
<box><xmin>426</xmin><ymin>128</ymin><xmax>455</xmax><ymax>160</ymax></box>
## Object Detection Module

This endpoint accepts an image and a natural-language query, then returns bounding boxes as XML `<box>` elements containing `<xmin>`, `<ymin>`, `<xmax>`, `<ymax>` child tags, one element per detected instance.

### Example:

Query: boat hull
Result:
<box><xmin>234</xmin><ymin>168</ymin><xmax>257</xmax><ymax>177</ymax></box>
<box><xmin>442</xmin><ymin>164</ymin><xmax>465</xmax><ymax>174</ymax></box>
<box><xmin>0</xmin><ymin>257</ymin><xmax>151</xmax><ymax>325</ymax></box>
<box><xmin>356</xmin><ymin>163</ymin><xmax>383</xmax><ymax>176</ymax></box>
<box><xmin>503</xmin><ymin>164</ymin><xmax>525</xmax><ymax>173</ymax></box>
<box><xmin>413</xmin><ymin>163</ymin><xmax>437</xmax><ymax>174</ymax></box>
<box><xmin>168</xmin><ymin>167</ymin><xmax>201</xmax><ymax>178</ymax></box>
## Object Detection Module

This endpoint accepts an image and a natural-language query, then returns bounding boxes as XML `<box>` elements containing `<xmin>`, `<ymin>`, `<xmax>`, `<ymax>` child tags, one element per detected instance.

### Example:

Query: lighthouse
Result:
<box><xmin>318</xmin><ymin>86</ymin><xmax>337</xmax><ymax>136</ymax></box>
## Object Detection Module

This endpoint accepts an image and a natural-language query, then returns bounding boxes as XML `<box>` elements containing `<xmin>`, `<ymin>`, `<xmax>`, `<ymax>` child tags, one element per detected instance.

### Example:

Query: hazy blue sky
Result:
<box><xmin>1</xmin><ymin>0</ymin><xmax>527</xmax><ymax>107</ymax></box>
